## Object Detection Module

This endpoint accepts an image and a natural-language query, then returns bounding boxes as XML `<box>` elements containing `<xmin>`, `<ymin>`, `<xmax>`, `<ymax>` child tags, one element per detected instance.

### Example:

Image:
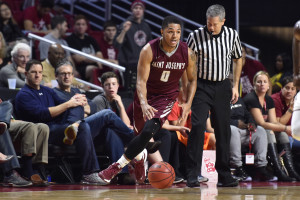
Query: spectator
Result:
<box><xmin>92</xmin><ymin>71</ymin><xmax>132</xmax><ymax>127</ymax></box>
<box><xmin>66</xmin><ymin>14</ymin><xmax>104</xmax><ymax>82</ymax></box>
<box><xmin>15</xmin><ymin>59</ymin><xmax>113</xmax><ymax>185</ymax></box>
<box><xmin>244</xmin><ymin>71</ymin><xmax>300</xmax><ymax>181</ymax></box>
<box><xmin>0</xmin><ymin>42</ymin><xmax>31</xmax><ymax>88</ymax></box>
<box><xmin>0</xmin><ymin>31</ymin><xmax>10</xmax><ymax>69</ymax></box>
<box><xmin>41</xmin><ymin>43</ymin><xmax>82</xmax><ymax>88</ymax></box>
<box><xmin>0</xmin><ymin>2</ymin><xmax>25</xmax><ymax>48</ymax></box>
<box><xmin>240</xmin><ymin>43</ymin><xmax>267</xmax><ymax>97</ymax></box>
<box><xmin>229</xmin><ymin>97</ymin><xmax>277</xmax><ymax>182</ymax></box>
<box><xmin>270</xmin><ymin>52</ymin><xmax>293</xmax><ymax>94</ymax></box>
<box><xmin>53</xmin><ymin>60</ymin><xmax>136</xmax><ymax>184</ymax></box>
<box><xmin>0</xmin><ymin>99</ymin><xmax>39</xmax><ymax>187</ymax></box>
<box><xmin>115</xmin><ymin>0</ymin><xmax>152</xmax><ymax>91</ymax></box>
<box><xmin>23</xmin><ymin>0</ymin><xmax>54</xmax><ymax>34</ymax></box>
<box><xmin>38</xmin><ymin>16</ymin><xmax>69</xmax><ymax>60</ymax></box>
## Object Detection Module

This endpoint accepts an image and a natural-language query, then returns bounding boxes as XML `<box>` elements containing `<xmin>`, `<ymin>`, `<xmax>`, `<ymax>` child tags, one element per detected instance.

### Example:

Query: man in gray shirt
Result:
<box><xmin>0</xmin><ymin>43</ymin><xmax>31</xmax><ymax>88</ymax></box>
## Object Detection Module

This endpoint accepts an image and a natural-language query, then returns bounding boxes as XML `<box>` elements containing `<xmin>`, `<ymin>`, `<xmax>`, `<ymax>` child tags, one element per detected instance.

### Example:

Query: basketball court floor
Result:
<box><xmin>1</xmin><ymin>181</ymin><xmax>300</xmax><ymax>200</ymax></box>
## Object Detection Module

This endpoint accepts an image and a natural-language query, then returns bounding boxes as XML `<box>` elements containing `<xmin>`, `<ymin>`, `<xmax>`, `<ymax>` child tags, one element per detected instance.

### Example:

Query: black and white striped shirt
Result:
<box><xmin>187</xmin><ymin>26</ymin><xmax>242</xmax><ymax>81</ymax></box>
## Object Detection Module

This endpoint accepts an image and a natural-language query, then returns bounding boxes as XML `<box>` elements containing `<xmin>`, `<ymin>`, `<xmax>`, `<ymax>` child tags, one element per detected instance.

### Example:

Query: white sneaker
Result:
<box><xmin>81</xmin><ymin>172</ymin><xmax>108</xmax><ymax>185</ymax></box>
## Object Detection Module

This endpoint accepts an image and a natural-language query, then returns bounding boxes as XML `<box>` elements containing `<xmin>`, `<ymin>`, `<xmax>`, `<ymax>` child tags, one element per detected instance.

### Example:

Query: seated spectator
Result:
<box><xmin>53</xmin><ymin>60</ymin><xmax>136</xmax><ymax>184</ymax></box>
<box><xmin>270</xmin><ymin>53</ymin><xmax>293</xmax><ymax>94</ymax></box>
<box><xmin>0</xmin><ymin>98</ymin><xmax>45</xmax><ymax>187</ymax></box>
<box><xmin>0</xmin><ymin>32</ymin><xmax>10</xmax><ymax>69</ymax></box>
<box><xmin>230</xmin><ymin>97</ymin><xmax>277</xmax><ymax>182</ymax></box>
<box><xmin>42</xmin><ymin>43</ymin><xmax>82</xmax><ymax>88</ymax></box>
<box><xmin>92</xmin><ymin>71</ymin><xmax>132</xmax><ymax>127</ymax></box>
<box><xmin>244</xmin><ymin>71</ymin><xmax>300</xmax><ymax>181</ymax></box>
<box><xmin>0</xmin><ymin>42</ymin><xmax>30</xmax><ymax>88</ymax></box>
<box><xmin>38</xmin><ymin>16</ymin><xmax>70</xmax><ymax>60</ymax></box>
<box><xmin>14</xmin><ymin>59</ymin><xmax>124</xmax><ymax>185</ymax></box>
<box><xmin>0</xmin><ymin>2</ymin><xmax>25</xmax><ymax>48</ymax></box>
<box><xmin>23</xmin><ymin>0</ymin><xmax>54</xmax><ymax>34</ymax></box>
<box><xmin>240</xmin><ymin>43</ymin><xmax>267</xmax><ymax>97</ymax></box>
<box><xmin>66</xmin><ymin>14</ymin><xmax>104</xmax><ymax>82</ymax></box>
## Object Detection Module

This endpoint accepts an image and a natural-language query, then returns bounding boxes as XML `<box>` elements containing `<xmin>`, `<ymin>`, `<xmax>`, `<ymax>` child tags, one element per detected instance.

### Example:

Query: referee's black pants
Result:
<box><xmin>186</xmin><ymin>78</ymin><xmax>232</xmax><ymax>183</ymax></box>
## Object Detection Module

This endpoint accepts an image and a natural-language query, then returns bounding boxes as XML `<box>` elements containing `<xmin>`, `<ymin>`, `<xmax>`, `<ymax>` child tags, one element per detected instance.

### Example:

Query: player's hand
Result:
<box><xmin>286</xmin><ymin>126</ymin><xmax>292</xmax><ymax>136</ymax></box>
<box><xmin>177</xmin><ymin>126</ymin><xmax>190</xmax><ymax>137</ymax></box>
<box><xmin>178</xmin><ymin>103</ymin><xmax>191</xmax><ymax>124</ymax></box>
<box><xmin>141</xmin><ymin>103</ymin><xmax>158</xmax><ymax>121</ymax></box>
<box><xmin>112</xmin><ymin>94</ymin><xmax>122</xmax><ymax>105</ymax></box>
<box><xmin>237</xmin><ymin>120</ymin><xmax>248</xmax><ymax>129</ymax></box>
<box><xmin>247</xmin><ymin>123</ymin><xmax>256</xmax><ymax>132</ymax></box>
<box><xmin>69</xmin><ymin>94</ymin><xmax>86</xmax><ymax>107</ymax></box>
<box><xmin>231</xmin><ymin>87</ymin><xmax>239</xmax><ymax>104</ymax></box>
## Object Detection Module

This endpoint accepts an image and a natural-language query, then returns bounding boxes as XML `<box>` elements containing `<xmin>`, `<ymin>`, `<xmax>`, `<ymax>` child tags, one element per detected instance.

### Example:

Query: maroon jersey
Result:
<box><xmin>133</xmin><ymin>37</ymin><xmax>189</xmax><ymax>134</ymax></box>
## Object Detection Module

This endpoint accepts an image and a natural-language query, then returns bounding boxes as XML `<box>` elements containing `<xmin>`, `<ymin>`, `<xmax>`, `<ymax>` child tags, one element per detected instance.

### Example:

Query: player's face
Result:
<box><xmin>254</xmin><ymin>74</ymin><xmax>270</xmax><ymax>94</ymax></box>
<box><xmin>161</xmin><ymin>23</ymin><xmax>181</xmax><ymax>48</ymax></box>
<box><xmin>206</xmin><ymin>16</ymin><xmax>225</xmax><ymax>35</ymax></box>
<box><xmin>74</xmin><ymin>19</ymin><xmax>88</xmax><ymax>35</ymax></box>
<box><xmin>26</xmin><ymin>64</ymin><xmax>43</xmax><ymax>89</ymax></box>
<box><xmin>59</xmin><ymin>21</ymin><xmax>68</xmax><ymax>37</ymax></box>
<box><xmin>275</xmin><ymin>55</ymin><xmax>284</xmax><ymax>72</ymax></box>
<box><xmin>48</xmin><ymin>47</ymin><xmax>65</xmax><ymax>67</ymax></box>
<box><xmin>0</xmin><ymin>4</ymin><xmax>12</xmax><ymax>20</ymax></box>
<box><xmin>104</xmin><ymin>26</ymin><xmax>117</xmax><ymax>41</ymax></box>
<box><xmin>103</xmin><ymin>77</ymin><xmax>119</xmax><ymax>98</ymax></box>
<box><xmin>56</xmin><ymin>65</ymin><xmax>74</xmax><ymax>89</ymax></box>
<box><xmin>281</xmin><ymin>82</ymin><xmax>297</xmax><ymax>101</ymax></box>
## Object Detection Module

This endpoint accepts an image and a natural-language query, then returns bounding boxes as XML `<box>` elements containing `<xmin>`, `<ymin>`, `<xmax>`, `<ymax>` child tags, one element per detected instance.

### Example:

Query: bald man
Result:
<box><xmin>291</xmin><ymin>20</ymin><xmax>300</xmax><ymax>140</ymax></box>
<box><xmin>42</xmin><ymin>43</ymin><xmax>82</xmax><ymax>88</ymax></box>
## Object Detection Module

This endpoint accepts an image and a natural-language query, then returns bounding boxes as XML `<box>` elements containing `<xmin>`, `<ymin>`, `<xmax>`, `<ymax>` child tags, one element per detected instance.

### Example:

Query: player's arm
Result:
<box><xmin>232</xmin><ymin>57</ymin><xmax>243</xmax><ymax>104</ymax></box>
<box><xmin>293</xmin><ymin>20</ymin><xmax>300</xmax><ymax>87</ymax></box>
<box><xmin>136</xmin><ymin>43</ymin><xmax>157</xmax><ymax>121</ymax></box>
<box><xmin>180</xmin><ymin>48</ymin><xmax>197</xmax><ymax>122</ymax></box>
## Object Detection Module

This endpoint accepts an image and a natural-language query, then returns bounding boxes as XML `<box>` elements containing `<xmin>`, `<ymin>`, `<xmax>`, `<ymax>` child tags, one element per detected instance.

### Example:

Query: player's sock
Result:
<box><xmin>117</xmin><ymin>155</ymin><xmax>130</xmax><ymax>168</ymax></box>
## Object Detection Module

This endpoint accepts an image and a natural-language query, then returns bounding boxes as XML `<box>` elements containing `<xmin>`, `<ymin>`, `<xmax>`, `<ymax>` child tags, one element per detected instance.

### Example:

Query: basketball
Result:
<box><xmin>148</xmin><ymin>161</ymin><xmax>175</xmax><ymax>189</ymax></box>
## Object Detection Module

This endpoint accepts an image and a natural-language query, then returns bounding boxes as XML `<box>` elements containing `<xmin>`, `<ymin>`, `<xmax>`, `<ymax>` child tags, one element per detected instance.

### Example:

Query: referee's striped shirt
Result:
<box><xmin>187</xmin><ymin>26</ymin><xmax>242</xmax><ymax>81</ymax></box>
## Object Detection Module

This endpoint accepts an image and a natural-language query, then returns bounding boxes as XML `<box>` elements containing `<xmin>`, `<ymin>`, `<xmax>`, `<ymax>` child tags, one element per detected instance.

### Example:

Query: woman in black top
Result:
<box><xmin>244</xmin><ymin>71</ymin><xmax>300</xmax><ymax>181</ymax></box>
<box><xmin>0</xmin><ymin>2</ymin><xmax>24</xmax><ymax>46</ymax></box>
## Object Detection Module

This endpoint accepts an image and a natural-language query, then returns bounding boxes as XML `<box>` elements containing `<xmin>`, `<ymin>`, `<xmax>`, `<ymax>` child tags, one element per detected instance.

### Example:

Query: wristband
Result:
<box><xmin>284</xmin><ymin>126</ymin><xmax>287</xmax><ymax>132</ymax></box>
<box><xmin>288</xmin><ymin>108</ymin><xmax>293</xmax><ymax>113</ymax></box>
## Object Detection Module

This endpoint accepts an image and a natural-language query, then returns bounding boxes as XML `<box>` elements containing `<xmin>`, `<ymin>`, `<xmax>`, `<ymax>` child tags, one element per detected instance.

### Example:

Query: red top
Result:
<box><xmin>271</xmin><ymin>91</ymin><xmax>292</xmax><ymax>125</ymax></box>
<box><xmin>98</xmin><ymin>36</ymin><xmax>118</xmax><ymax>60</ymax></box>
<box><xmin>23</xmin><ymin>6</ymin><xmax>51</xmax><ymax>31</ymax></box>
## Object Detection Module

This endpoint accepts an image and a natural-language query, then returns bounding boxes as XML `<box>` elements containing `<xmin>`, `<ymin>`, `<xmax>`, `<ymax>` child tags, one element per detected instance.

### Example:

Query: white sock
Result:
<box><xmin>135</xmin><ymin>149</ymin><xmax>147</xmax><ymax>161</ymax></box>
<box><xmin>117</xmin><ymin>155</ymin><xmax>130</xmax><ymax>168</ymax></box>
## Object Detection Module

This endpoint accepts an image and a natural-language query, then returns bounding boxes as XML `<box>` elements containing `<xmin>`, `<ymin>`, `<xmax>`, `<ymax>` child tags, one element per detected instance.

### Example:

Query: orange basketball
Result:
<box><xmin>148</xmin><ymin>161</ymin><xmax>175</xmax><ymax>189</ymax></box>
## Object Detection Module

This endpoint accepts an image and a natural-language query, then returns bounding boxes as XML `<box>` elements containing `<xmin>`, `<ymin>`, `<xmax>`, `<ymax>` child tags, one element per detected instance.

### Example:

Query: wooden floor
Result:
<box><xmin>1</xmin><ymin>181</ymin><xmax>300</xmax><ymax>200</ymax></box>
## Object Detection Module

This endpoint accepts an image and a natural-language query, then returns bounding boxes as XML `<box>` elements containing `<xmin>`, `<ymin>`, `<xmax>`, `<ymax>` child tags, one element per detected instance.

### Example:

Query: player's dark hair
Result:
<box><xmin>161</xmin><ymin>16</ymin><xmax>182</xmax><ymax>29</ymax></box>
<box><xmin>103</xmin><ymin>20</ymin><xmax>117</xmax><ymax>30</ymax></box>
<box><xmin>39</xmin><ymin>0</ymin><xmax>55</xmax><ymax>8</ymax></box>
<box><xmin>281</xmin><ymin>76</ymin><xmax>294</xmax><ymax>88</ymax></box>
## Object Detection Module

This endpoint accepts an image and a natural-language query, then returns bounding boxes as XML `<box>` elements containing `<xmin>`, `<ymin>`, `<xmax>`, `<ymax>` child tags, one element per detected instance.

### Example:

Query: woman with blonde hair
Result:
<box><xmin>0</xmin><ymin>32</ymin><xmax>9</xmax><ymax>68</ymax></box>
<box><xmin>244</xmin><ymin>71</ymin><xmax>300</xmax><ymax>181</ymax></box>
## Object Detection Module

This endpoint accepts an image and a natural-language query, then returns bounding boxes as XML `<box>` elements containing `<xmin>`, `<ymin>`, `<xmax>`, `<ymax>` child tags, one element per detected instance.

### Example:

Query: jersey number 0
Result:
<box><xmin>160</xmin><ymin>70</ymin><xmax>170</xmax><ymax>82</ymax></box>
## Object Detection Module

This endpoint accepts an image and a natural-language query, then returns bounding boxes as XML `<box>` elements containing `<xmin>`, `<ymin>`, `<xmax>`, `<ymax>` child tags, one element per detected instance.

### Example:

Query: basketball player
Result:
<box><xmin>292</xmin><ymin>20</ymin><xmax>300</xmax><ymax>139</ymax></box>
<box><xmin>98</xmin><ymin>16</ymin><xmax>197</xmax><ymax>184</ymax></box>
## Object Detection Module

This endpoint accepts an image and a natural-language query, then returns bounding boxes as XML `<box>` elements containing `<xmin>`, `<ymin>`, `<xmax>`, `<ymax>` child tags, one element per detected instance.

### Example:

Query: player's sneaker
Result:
<box><xmin>63</xmin><ymin>124</ymin><xmax>78</xmax><ymax>145</ymax></box>
<box><xmin>98</xmin><ymin>162</ymin><xmax>123</xmax><ymax>183</ymax></box>
<box><xmin>131</xmin><ymin>149</ymin><xmax>148</xmax><ymax>184</ymax></box>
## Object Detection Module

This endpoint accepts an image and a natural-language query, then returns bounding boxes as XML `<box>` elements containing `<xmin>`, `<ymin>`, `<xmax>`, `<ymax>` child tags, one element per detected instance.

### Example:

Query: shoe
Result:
<box><xmin>198</xmin><ymin>176</ymin><xmax>209</xmax><ymax>183</ymax></box>
<box><xmin>233</xmin><ymin>167</ymin><xmax>252</xmax><ymax>182</ymax></box>
<box><xmin>117</xmin><ymin>173</ymin><xmax>136</xmax><ymax>185</ymax></box>
<box><xmin>254</xmin><ymin>167</ymin><xmax>278</xmax><ymax>182</ymax></box>
<box><xmin>98</xmin><ymin>162</ymin><xmax>123</xmax><ymax>184</ymax></box>
<box><xmin>131</xmin><ymin>149</ymin><xmax>148</xmax><ymax>184</ymax></box>
<box><xmin>187</xmin><ymin>180</ymin><xmax>201</xmax><ymax>188</ymax></box>
<box><xmin>0</xmin><ymin>154</ymin><xmax>13</xmax><ymax>164</ymax></box>
<box><xmin>173</xmin><ymin>176</ymin><xmax>184</xmax><ymax>184</ymax></box>
<box><xmin>81</xmin><ymin>172</ymin><xmax>108</xmax><ymax>185</ymax></box>
<box><xmin>2</xmin><ymin>171</ymin><xmax>33</xmax><ymax>187</ymax></box>
<box><xmin>63</xmin><ymin>123</ymin><xmax>78</xmax><ymax>145</ymax></box>
<box><xmin>217</xmin><ymin>176</ymin><xmax>239</xmax><ymax>187</ymax></box>
<box><xmin>146</xmin><ymin>141</ymin><xmax>162</xmax><ymax>154</ymax></box>
<box><xmin>30</xmin><ymin>174</ymin><xmax>50</xmax><ymax>187</ymax></box>
<box><xmin>0</xmin><ymin>122</ymin><xmax>7</xmax><ymax>135</ymax></box>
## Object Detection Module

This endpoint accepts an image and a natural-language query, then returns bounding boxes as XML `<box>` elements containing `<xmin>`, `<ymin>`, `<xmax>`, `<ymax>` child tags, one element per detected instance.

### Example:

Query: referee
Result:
<box><xmin>186</xmin><ymin>4</ymin><xmax>243</xmax><ymax>187</ymax></box>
